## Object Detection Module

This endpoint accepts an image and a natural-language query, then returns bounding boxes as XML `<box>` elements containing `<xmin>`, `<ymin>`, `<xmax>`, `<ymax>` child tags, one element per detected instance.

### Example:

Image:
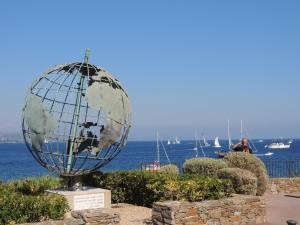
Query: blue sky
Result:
<box><xmin>0</xmin><ymin>1</ymin><xmax>299</xmax><ymax>140</ymax></box>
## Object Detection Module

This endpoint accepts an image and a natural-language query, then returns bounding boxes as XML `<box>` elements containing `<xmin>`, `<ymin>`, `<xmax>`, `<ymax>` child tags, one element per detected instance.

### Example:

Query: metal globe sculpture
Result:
<box><xmin>22</xmin><ymin>50</ymin><xmax>132</xmax><ymax>180</ymax></box>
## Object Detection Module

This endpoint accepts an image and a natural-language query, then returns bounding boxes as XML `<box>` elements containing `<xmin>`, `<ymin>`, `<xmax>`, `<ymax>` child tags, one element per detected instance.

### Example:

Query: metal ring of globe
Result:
<box><xmin>22</xmin><ymin>51</ymin><xmax>132</xmax><ymax>178</ymax></box>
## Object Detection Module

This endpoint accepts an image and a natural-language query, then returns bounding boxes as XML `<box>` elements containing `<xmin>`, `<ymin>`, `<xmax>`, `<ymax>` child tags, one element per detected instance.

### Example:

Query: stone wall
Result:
<box><xmin>268</xmin><ymin>178</ymin><xmax>300</xmax><ymax>194</ymax></box>
<box><xmin>152</xmin><ymin>194</ymin><xmax>266</xmax><ymax>225</ymax></box>
<box><xmin>19</xmin><ymin>208</ymin><xmax>120</xmax><ymax>225</ymax></box>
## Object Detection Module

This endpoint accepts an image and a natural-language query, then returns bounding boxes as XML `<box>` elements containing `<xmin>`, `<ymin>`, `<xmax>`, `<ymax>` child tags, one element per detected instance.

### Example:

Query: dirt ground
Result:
<box><xmin>112</xmin><ymin>203</ymin><xmax>152</xmax><ymax>225</ymax></box>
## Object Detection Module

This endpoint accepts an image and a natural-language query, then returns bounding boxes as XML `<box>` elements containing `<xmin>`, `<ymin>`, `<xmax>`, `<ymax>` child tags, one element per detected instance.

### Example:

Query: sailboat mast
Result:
<box><xmin>240</xmin><ymin>120</ymin><xmax>243</xmax><ymax>140</ymax></box>
<box><xmin>228</xmin><ymin>120</ymin><xmax>232</xmax><ymax>148</ymax></box>
<box><xmin>157</xmin><ymin>132</ymin><xmax>160</xmax><ymax>163</ymax></box>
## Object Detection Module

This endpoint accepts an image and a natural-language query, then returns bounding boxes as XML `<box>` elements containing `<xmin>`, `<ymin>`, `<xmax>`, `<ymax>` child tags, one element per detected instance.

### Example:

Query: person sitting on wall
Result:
<box><xmin>233</xmin><ymin>138</ymin><xmax>252</xmax><ymax>154</ymax></box>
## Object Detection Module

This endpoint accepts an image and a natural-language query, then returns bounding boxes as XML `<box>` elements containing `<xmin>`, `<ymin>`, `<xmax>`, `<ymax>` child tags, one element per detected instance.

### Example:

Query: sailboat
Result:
<box><xmin>217</xmin><ymin>120</ymin><xmax>233</xmax><ymax>158</ymax></box>
<box><xmin>193</xmin><ymin>136</ymin><xmax>198</xmax><ymax>151</ymax></box>
<box><xmin>228</xmin><ymin>120</ymin><xmax>234</xmax><ymax>148</ymax></box>
<box><xmin>193</xmin><ymin>133</ymin><xmax>199</xmax><ymax>157</ymax></box>
<box><xmin>214</xmin><ymin>137</ymin><xmax>221</xmax><ymax>148</ymax></box>
<box><xmin>173</xmin><ymin>137</ymin><xmax>181</xmax><ymax>145</ymax></box>
<box><xmin>202</xmin><ymin>135</ymin><xmax>210</xmax><ymax>147</ymax></box>
<box><xmin>167</xmin><ymin>140</ymin><xmax>171</xmax><ymax>145</ymax></box>
<box><xmin>240</xmin><ymin>120</ymin><xmax>243</xmax><ymax>140</ymax></box>
<box><xmin>194</xmin><ymin>133</ymin><xmax>206</xmax><ymax>157</ymax></box>
<box><xmin>143</xmin><ymin>132</ymin><xmax>171</xmax><ymax>171</ymax></box>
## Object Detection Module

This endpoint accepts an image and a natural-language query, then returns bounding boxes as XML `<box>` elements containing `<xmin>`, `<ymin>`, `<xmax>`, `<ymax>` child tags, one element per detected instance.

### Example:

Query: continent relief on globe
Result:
<box><xmin>23</xmin><ymin>95</ymin><xmax>57</xmax><ymax>151</ymax></box>
<box><xmin>87</xmin><ymin>70</ymin><xmax>131</xmax><ymax>150</ymax></box>
<box><xmin>23</xmin><ymin>65</ymin><xmax>131</xmax><ymax>156</ymax></box>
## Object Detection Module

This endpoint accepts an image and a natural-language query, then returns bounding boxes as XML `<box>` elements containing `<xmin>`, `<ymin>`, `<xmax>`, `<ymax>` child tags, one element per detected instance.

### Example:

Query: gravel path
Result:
<box><xmin>112</xmin><ymin>203</ymin><xmax>152</xmax><ymax>225</ymax></box>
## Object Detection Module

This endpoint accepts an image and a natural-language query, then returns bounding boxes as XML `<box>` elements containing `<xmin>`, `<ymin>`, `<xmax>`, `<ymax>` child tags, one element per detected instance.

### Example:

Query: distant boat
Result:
<box><xmin>202</xmin><ymin>135</ymin><xmax>210</xmax><ymax>147</ymax></box>
<box><xmin>194</xmin><ymin>132</ymin><xmax>206</xmax><ymax>157</ymax></box>
<box><xmin>254</xmin><ymin>152</ymin><xmax>274</xmax><ymax>157</ymax></box>
<box><xmin>144</xmin><ymin>132</ymin><xmax>171</xmax><ymax>171</ymax></box>
<box><xmin>193</xmin><ymin>134</ymin><xmax>198</xmax><ymax>157</ymax></box>
<box><xmin>265</xmin><ymin>152</ymin><xmax>274</xmax><ymax>156</ymax></box>
<box><xmin>228</xmin><ymin>120</ymin><xmax>234</xmax><ymax>148</ymax></box>
<box><xmin>217</xmin><ymin>120</ymin><xmax>235</xmax><ymax>158</ymax></box>
<box><xmin>217</xmin><ymin>151</ymin><xmax>228</xmax><ymax>158</ymax></box>
<box><xmin>287</xmin><ymin>139</ymin><xmax>293</xmax><ymax>144</ymax></box>
<box><xmin>258</xmin><ymin>140</ymin><xmax>264</xmax><ymax>143</ymax></box>
<box><xmin>214</xmin><ymin>137</ymin><xmax>221</xmax><ymax>148</ymax></box>
<box><xmin>240</xmin><ymin>120</ymin><xmax>243</xmax><ymax>141</ymax></box>
<box><xmin>193</xmin><ymin>136</ymin><xmax>198</xmax><ymax>151</ymax></box>
<box><xmin>167</xmin><ymin>140</ymin><xmax>171</xmax><ymax>145</ymax></box>
<box><xmin>172</xmin><ymin>137</ymin><xmax>181</xmax><ymax>145</ymax></box>
<box><xmin>265</xmin><ymin>142</ymin><xmax>290</xmax><ymax>149</ymax></box>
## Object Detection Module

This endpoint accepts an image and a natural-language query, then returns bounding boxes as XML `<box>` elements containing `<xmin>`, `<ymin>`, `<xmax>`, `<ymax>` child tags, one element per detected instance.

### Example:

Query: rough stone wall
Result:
<box><xmin>18</xmin><ymin>208</ymin><xmax>120</xmax><ymax>225</ymax></box>
<box><xmin>268</xmin><ymin>178</ymin><xmax>300</xmax><ymax>194</ymax></box>
<box><xmin>72</xmin><ymin>209</ymin><xmax>120</xmax><ymax>225</ymax></box>
<box><xmin>152</xmin><ymin>195</ymin><xmax>266</xmax><ymax>225</ymax></box>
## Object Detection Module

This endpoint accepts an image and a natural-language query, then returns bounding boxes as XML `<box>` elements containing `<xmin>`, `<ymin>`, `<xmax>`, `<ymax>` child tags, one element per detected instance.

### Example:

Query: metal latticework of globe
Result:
<box><xmin>22</xmin><ymin>52</ymin><xmax>132</xmax><ymax>177</ymax></box>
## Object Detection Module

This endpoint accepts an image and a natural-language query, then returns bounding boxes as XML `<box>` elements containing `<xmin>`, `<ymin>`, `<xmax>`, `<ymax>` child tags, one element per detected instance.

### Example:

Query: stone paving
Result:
<box><xmin>259</xmin><ymin>193</ymin><xmax>300</xmax><ymax>225</ymax></box>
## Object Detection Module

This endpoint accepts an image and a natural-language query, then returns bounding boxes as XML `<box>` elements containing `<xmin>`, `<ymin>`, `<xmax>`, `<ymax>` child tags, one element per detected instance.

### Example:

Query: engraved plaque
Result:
<box><xmin>73</xmin><ymin>193</ymin><xmax>104</xmax><ymax>210</ymax></box>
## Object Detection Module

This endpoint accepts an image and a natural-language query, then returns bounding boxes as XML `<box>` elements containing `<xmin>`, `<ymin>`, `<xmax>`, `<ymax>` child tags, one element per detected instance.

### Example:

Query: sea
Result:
<box><xmin>0</xmin><ymin>139</ymin><xmax>299</xmax><ymax>181</ymax></box>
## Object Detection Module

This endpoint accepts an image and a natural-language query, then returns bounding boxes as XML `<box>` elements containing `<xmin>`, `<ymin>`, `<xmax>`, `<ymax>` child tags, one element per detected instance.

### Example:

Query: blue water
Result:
<box><xmin>0</xmin><ymin>139</ymin><xmax>299</xmax><ymax>181</ymax></box>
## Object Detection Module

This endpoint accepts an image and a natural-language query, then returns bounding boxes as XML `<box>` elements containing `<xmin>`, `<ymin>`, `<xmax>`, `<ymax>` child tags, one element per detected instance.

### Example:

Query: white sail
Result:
<box><xmin>173</xmin><ymin>137</ymin><xmax>181</xmax><ymax>144</ymax></box>
<box><xmin>214</xmin><ymin>137</ymin><xmax>221</xmax><ymax>148</ymax></box>
<box><xmin>193</xmin><ymin>136</ymin><xmax>198</xmax><ymax>158</ymax></box>
<box><xmin>203</xmin><ymin>135</ymin><xmax>210</xmax><ymax>147</ymax></box>
<box><xmin>193</xmin><ymin>135</ymin><xmax>198</xmax><ymax>151</ymax></box>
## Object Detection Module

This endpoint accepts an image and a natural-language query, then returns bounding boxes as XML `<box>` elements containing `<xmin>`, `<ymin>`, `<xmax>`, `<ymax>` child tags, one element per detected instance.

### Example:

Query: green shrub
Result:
<box><xmin>217</xmin><ymin>168</ymin><xmax>257</xmax><ymax>195</ymax></box>
<box><xmin>158</xmin><ymin>175</ymin><xmax>233</xmax><ymax>202</ymax></box>
<box><xmin>83</xmin><ymin>171</ymin><xmax>233</xmax><ymax>207</ymax></box>
<box><xmin>9</xmin><ymin>176</ymin><xmax>62</xmax><ymax>195</ymax></box>
<box><xmin>0</xmin><ymin>177</ymin><xmax>68</xmax><ymax>225</ymax></box>
<box><xmin>183</xmin><ymin>157</ymin><xmax>227</xmax><ymax>176</ymax></box>
<box><xmin>224</xmin><ymin>152</ymin><xmax>268</xmax><ymax>196</ymax></box>
<box><xmin>83</xmin><ymin>171</ymin><xmax>176</xmax><ymax>207</ymax></box>
<box><xmin>159</xmin><ymin>164</ymin><xmax>179</xmax><ymax>175</ymax></box>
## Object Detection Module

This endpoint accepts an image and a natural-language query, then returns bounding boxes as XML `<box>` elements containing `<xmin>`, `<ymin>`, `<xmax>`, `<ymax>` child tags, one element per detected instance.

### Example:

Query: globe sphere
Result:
<box><xmin>22</xmin><ymin>61</ymin><xmax>132</xmax><ymax>176</ymax></box>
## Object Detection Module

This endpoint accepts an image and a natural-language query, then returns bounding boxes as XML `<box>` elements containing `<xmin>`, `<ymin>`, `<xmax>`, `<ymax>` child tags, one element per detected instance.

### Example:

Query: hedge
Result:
<box><xmin>0</xmin><ymin>176</ymin><xmax>67</xmax><ymax>225</ymax></box>
<box><xmin>217</xmin><ymin>168</ymin><xmax>257</xmax><ymax>195</ymax></box>
<box><xmin>224</xmin><ymin>152</ymin><xmax>268</xmax><ymax>196</ymax></box>
<box><xmin>83</xmin><ymin>171</ymin><xmax>233</xmax><ymax>207</ymax></box>
<box><xmin>159</xmin><ymin>164</ymin><xmax>179</xmax><ymax>175</ymax></box>
<box><xmin>183</xmin><ymin>157</ymin><xmax>227</xmax><ymax>176</ymax></box>
<box><xmin>0</xmin><ymin>170</ymin><xmax>235</xmax><ymax>223</ymax></box>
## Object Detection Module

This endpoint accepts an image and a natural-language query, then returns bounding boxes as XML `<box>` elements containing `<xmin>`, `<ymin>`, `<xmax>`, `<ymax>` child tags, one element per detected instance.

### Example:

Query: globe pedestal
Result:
<box><xmin>48</xmin><ymin>187</ymin><xmax>111</xmax><ymax>211</ymax></box>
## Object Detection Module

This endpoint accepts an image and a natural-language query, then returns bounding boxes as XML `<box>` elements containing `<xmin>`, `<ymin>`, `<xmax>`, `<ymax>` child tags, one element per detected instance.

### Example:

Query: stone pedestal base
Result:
<box><xmin>48</xmin><ymin>187</ymin><xmax>111</xmax><ymax>210</ymax></box>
